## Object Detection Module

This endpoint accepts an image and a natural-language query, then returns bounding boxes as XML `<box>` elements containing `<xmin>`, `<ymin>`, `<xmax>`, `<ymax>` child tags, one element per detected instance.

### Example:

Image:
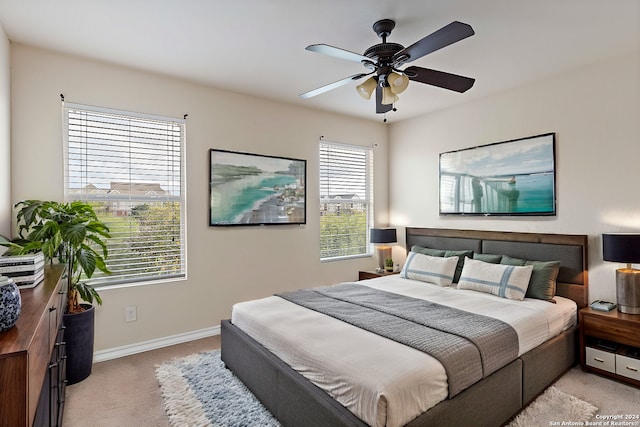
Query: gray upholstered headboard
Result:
<box><xmin>405</xmin><ymin>228</ymin><xmax>589</xmax><ymax>307</ymax></box>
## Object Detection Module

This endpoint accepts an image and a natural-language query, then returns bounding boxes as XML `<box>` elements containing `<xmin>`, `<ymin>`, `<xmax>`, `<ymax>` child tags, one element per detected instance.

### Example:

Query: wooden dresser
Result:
<box><xmin>0</xmin><ymin>265</ymin><xmax>67</xmax><ymax>427</ymax></box>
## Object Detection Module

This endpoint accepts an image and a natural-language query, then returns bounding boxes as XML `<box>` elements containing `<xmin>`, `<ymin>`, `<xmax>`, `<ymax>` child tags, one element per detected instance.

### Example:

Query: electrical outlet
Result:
<box><xmin>125</xmin><ymin>306</ymin><xmax>137</xmax><ymax>322</ymax></box>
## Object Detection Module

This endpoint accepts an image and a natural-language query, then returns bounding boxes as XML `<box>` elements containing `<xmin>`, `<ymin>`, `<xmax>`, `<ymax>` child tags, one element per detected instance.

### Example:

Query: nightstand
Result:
<box><xmin>579</xmin><ymin>307</ymin><xmax>640</xmax><ymax>387</ymax></box>
<box><xmin>358</xmin><ymin>270</ymin><xmax>399</xmax><ymax>281</ymax></box>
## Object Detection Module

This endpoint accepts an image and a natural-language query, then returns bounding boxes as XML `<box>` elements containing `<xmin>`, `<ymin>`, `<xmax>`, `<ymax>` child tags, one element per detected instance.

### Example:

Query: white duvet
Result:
<box><xmin>231</xmin><ymin>276</ymin><xmax>577</xmax><ymax>427</ymax></box>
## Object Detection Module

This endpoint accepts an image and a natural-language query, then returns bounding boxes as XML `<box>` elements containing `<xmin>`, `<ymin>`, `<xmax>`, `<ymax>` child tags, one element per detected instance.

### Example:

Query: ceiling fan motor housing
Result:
<box><xmin>363</xmin><ymin>43</ymin><xmax>404</xmax><ymax>61</ymax></box>
<box><xmin>364</xmin><ymin>43</ymin><xmax>404</xmax><ymax>82</ymax></box>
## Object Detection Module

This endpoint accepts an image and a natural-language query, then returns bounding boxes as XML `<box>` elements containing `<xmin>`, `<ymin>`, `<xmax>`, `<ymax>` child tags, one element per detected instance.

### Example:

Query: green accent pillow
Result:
<box><xmin>525</xmin><ymin>260</ymin><xmax>561</xmax><ymax>302</ymax></box>
<box><xmin>500</xmin><ymin>255</ymin><xmax>527</xmax><ymax>266</ymax></box>
<box><xmin>473</xmin><ymin>253</ymin><xmax>503</xmax><ymax>264</ymax></box>
<box><xmin>444</xmin><ymin>250</ymin><xmax>473</xmax><ymax>283</ymax></box>
<box><xmin>411</xmin><ymin>245</ymin><xmax>446</xmax><ymax>257</ymax></box>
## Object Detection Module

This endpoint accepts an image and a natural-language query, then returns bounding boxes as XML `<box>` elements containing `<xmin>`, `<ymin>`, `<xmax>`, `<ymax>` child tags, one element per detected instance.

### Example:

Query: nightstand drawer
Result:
<box><xmin>585</xmin><ymin>347</ymin><xmax>615</xmax><ymax>373</ymax></box>
<box><xmin>616</xmin><ymin>355</ymin><xmax>640</xmax><ymax>381</ymax></box>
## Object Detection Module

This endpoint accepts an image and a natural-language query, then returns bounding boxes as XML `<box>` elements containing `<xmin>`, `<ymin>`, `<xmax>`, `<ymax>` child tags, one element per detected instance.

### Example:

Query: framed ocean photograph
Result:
<box><xmin>439</xmin><ymin>133</ymin><xmax>556</xmax><ymax>216</ymax></box>
<box><xmin>209</xmin><ymin>149</ymin><xmax>306</xmax><ymax>226</ymax></box>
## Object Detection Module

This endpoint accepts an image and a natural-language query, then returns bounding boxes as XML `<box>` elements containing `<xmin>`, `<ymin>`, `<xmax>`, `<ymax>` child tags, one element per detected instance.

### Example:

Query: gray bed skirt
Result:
<box><xmin>221</xmin><ymin>319</ymin><xmax>578</xmax><ymax>427</ymax></box>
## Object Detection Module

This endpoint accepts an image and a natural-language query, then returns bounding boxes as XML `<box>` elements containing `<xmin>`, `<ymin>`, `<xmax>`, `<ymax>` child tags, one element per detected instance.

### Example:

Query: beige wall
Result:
<box><xmin>389</xmin><ymin>49</ymin><xmax>640</xmax><ymax>304</ymax></box>
<box><xmin>0</xmin><ymin>24</ymin><xmax>10</xmax><ymax>238</ymax></box>
<box><xmin>11</xmin><ymin>40</ymin><xmax>640</xmax><ymax>353</ymax></box>
<box><xmin>10</xmin><ymin>44</ymin><xmax>388</xmax><ymax>352</ymax></box>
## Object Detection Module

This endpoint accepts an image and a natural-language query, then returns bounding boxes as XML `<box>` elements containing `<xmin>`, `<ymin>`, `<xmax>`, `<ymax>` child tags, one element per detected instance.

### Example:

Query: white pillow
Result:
<box><xmin>400</xmin><ymin>252</ymin><xmax>458</xmax><ymax>286</ymax></box>
<box><xmin>457</xmin><ymin>257</ymin><xmax>533</xmax><ymax>300</ymax></box>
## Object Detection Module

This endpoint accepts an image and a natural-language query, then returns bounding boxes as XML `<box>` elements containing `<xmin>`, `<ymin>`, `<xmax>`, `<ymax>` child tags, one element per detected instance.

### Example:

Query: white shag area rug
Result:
<box><xmin>155</xmin><ymin>350</ymin><xmax>280</xmax><ymax>427</ymax></box>
<box><xmin>508</xmin><ymin>386</ymin><xmax>598</xmax><ymax>427</ymax></box>
<box><xmin>156</xmin><ymin>350</ymin><xmax>598</xmax><ymax>427</ymax></box>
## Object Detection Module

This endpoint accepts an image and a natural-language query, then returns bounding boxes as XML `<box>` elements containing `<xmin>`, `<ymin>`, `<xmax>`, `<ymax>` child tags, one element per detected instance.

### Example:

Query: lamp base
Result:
<box><xmin>376</xmin><ymin>246</ymin><xmax>392</xmax><ymax>271</ymax></box>
<box><xmin>616</xmin><ymin>269</ymin><xmax>640</xmax><ymax>314</ymax></box>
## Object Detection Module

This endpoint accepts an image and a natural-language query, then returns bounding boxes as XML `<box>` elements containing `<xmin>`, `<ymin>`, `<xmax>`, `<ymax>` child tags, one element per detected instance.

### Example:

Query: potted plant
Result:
<box><xmin>385</xmin><ymin>257</ymin><xmax>394</xmax><ymax>272</ymax></box>
<box><xmin>2</xmin><ymin>199</ymin><xmax>111</xmax><ymax>383</ymax></box>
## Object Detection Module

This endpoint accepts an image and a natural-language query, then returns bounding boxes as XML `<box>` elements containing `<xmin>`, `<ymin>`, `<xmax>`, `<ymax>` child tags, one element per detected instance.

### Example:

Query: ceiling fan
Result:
<box><xmin>299</xmin><ymin>19</ymin><xmax>476</xmax><ymax>115</ymax></box>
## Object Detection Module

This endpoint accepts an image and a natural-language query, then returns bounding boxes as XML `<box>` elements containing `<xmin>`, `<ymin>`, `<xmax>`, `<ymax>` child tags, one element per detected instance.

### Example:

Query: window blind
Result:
<box><xmin>319</xmin><ymin>141</ymin><xmax>373</xmax><ymax>260</ymax></box>
<box><xmin>63</xmin><ymin>103</ymin><xmax>186</xmax><ymax>287</ymax></box>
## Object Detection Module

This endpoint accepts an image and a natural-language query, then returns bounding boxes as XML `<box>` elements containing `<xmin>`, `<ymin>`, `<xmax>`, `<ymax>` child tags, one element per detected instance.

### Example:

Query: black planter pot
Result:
<box><xmin>64</xmin><ymin>303</ymin><xmax>95</xmax><ymax>385</ymax></box>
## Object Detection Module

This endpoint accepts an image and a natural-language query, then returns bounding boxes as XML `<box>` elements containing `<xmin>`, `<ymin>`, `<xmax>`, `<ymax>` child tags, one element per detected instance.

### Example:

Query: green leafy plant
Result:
<box><xmin>1</xmin><ymin>200</ymin><xmax>111</xmax><ymax>313</ymax></box>
<box><xmin>385</xmin><ymin>257</ymin><xmax>394</xmax><ymax>271</ymax></box>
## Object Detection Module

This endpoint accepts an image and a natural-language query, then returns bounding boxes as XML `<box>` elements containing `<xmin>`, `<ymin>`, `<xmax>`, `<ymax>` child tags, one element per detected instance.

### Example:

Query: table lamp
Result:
<box><xmin>370</xmin><ymin>228</ymin><xmax>397</xmax><ymax>272</ymax></box>
<box><xmin>602</xmin><ymin>233</ymin><xmax>640</xmax><ymax>314</ymax></box>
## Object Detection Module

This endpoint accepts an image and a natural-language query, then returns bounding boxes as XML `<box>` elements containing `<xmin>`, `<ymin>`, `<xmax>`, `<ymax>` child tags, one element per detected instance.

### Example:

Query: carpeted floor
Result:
<box><xmin>63</xmin><ymin>335</ymin><xmax>640</xmax><ymax>427</ymax></box>
<box><xmin>63</xmin><ymin>336</ymin><xmax>219</xmax><ymax>427</ymax></box>
<box><xmin>155</xmin><ymin>350</ymin><xmax>603</xmax><ymax>427</ymax></box>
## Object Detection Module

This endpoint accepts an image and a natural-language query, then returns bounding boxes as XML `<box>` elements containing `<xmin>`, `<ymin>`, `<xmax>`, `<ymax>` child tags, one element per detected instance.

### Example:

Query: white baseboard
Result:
<box><xmin>93</xmin><ymin>325</ymin><xmax>221</xmax><ymax>363</ymax></box>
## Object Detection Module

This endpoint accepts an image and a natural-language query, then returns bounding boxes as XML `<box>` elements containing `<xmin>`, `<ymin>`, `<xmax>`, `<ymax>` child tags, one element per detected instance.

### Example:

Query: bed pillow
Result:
<box><xmin>500</xmin><ymin>255</ymin><xmax>527</xmax><ymax>266</ymax></box>
<box><xmin>410</xmin><ymin>245</ymin><xmax>446</xmax><ymax>257</ymax></box>
<box><xmin>458</xmin><ymin>257</ymin><xmax>533</xmax><ymax>301</ymax></box>
<box><xmin>410</xmin><ymin>246</ymin><xmax>472</xmax><ymax>283</ymax></box>
<box><xmin>473</xmin><ymin>253</ymin><xmax>503</xmax><ymax>264</ymax></box>
<box><xmin>525</xmin><ymin>260</ymin><xmax>561</xmax><ymax>302</ymax></box>
<box><xmin>400</xmin><ymin>252</ymin><xmax>458</xmax><ymax>287</ymax></box>
<box><xmin>444</xmin><ymin>250</ymin><xmax>473</xmax><ymax>283</ymax></box>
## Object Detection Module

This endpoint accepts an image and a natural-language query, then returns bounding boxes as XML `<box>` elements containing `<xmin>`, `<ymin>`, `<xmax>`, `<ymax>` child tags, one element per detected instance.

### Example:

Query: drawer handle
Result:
<box><xmin>593</xmin><ymin>357</ymin><xmax>605</xmax><ymax>363</ymax></box>
<box><xmin>626</xmin><ymin>366</ymin><xmax>639</xmax><ymax>372</ymax></box>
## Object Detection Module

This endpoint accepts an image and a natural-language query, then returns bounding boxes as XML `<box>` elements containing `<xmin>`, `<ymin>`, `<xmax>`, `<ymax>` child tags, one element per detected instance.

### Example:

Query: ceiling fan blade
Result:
<box><xmin>376</xmin><ymin>85</ymin><xmax>393</xmax><ymax>114</ymax></box>
<box><xmin>306</xmin><ymin>44</ymin><xmax>371</xmax><ymax>64</ymax></box>
<box><xmin>405</xmin><ymin>66</ymin><xmax>475</xmax><ymax>93</ymax></box>
<box><xmin>394</xmin><ymin>21</ymin><xmax>474</xmax><ymax>64</ymax></box>
<box><xmin>299</xmin><ymin>73</ymin><xmax>369</xmax><ymax>99</ymax></box>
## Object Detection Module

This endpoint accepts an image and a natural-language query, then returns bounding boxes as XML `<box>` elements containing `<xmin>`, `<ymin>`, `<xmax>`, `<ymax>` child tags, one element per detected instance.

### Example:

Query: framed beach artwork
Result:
<box><xmin>209</xmin><ymin>149</ymin><xmax>306</xmax><ymax>226</ymax></box>
<box><xmin>439</xmin><ymin>133</ymin><xmax>556</xmax><ymax>216</ymax></box>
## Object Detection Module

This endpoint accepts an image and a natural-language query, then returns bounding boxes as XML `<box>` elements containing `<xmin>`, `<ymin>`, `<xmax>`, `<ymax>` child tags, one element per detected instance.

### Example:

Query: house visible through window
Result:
<box><xmin>319</xmin><ymin>140</ymin><xmax>373</xmax><ymax>260</ymax></box>
<box><xmin>63</xmin><ymin>103</ymin><xmax>186</xmax><ymax>287</ymax></box>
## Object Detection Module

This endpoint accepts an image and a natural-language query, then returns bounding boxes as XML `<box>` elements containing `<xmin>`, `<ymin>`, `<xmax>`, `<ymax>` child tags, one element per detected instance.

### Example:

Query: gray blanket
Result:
<box><xmin>277</xmin><ymin>283</ymin><xmax>519</xmax><ymax>397</ymax></box>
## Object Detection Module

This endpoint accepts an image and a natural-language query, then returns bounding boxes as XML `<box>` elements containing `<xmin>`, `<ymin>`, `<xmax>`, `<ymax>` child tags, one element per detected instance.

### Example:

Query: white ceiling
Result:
<box><xmin>0</xmin><ymin>0</ymin><xmax>639</xmax><ymax>123</ymax></box>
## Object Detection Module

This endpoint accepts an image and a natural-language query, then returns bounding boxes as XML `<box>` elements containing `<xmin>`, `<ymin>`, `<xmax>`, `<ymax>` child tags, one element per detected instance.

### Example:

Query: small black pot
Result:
<box><xmin>64</xmin><ymin>303</ymin><xmax>95</xmax><ymax>385</ymax></box>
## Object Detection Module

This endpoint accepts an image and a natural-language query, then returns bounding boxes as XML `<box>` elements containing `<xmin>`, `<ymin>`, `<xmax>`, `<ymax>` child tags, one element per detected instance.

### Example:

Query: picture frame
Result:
<box><xmin>209</xmin><ymin>149</ymin><xmax>306</xmax><ymax>226</ymax></box>
<box><xmin>439</xmin><ymin>133</ymin><xmax>556</xmax><ymax>216</ymax></box>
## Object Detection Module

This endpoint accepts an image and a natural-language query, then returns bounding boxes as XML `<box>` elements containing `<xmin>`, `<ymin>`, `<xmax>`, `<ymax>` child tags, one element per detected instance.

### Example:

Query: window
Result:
<box><xmin>63</xmin><ymin>103</ymin><xmax>186</xmax><ymax>287</ymax></box>
<box><xmin>319</xmin><ymin>140</ymin><xmax>373</xmax><ymax>260</ymax></box>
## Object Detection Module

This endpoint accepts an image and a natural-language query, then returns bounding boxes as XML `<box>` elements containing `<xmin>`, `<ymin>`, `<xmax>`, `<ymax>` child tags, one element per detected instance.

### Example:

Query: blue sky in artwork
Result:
<box><xmin>441</xmin><ymin>135</ymin><xmax>554</xmax><ymax>177</ymax></box>
<box><xmin>212</xmin><ymin>151</ymin><xmax>296</xmax><ymax>173</ymax></box>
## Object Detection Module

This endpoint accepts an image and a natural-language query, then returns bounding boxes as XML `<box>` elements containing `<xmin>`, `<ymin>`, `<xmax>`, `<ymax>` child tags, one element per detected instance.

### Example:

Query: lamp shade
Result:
<box><xmin>603</xmin><ymin>233</ymin><xmax>640</xmax><ymax>263</ymax></box>
<box><xmin>381</xmin><ymin>86</ymin><xmax>398</xmax><ymax>105</ymax></box>
<box><xmin>370</xmin><ymin>228</ymin><xmax>397</xmax><ymax>244</ymax></box>
<box><xmin>388</xmin><ymin>72</ymin><xmax>409</xmax><ymax>94</ymax></box>
<box><xmin>356</xmin><ymin>77</ymin><xmax>377</xmax><ymax>100</ymax></box>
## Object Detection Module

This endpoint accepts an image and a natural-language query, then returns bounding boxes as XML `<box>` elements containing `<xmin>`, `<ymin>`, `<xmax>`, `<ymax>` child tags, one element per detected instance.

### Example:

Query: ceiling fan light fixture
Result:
<box><xmin>388</xmin><ymin>72</ymin><xmax>409</xmax><ymax>94</ymax></box>
<box><xmin>381</xmin><ymin>86</ymin><xmax>398</xmax><ymax>105</ymax></box>
<box><xmin>356</xmin><ymin>77</ymin><xmax>377</xmax><ymax>100</ymax></box>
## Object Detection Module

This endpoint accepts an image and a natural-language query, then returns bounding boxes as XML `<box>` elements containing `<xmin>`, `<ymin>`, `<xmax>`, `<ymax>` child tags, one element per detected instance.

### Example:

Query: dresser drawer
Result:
<box><xmin>585</xmin><ymin>347</ymin><xmax>615</xmax><ymax>373</ymax></box>
<box><xmin>616</xmin><ymin>354</ymin><xmax>640</xmax><ymax>381</ymax></box>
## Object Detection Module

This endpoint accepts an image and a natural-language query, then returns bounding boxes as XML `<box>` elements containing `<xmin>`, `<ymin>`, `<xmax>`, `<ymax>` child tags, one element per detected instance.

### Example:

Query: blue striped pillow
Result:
<box><xmin>400</xmin><ymin>252</ymin><xmax>458</xmax><ymax>286</ymax></box>
<box><xmin>458</xmin><ymin>257</ymin><xmax>533</xmax><ymax>300</ymax></box>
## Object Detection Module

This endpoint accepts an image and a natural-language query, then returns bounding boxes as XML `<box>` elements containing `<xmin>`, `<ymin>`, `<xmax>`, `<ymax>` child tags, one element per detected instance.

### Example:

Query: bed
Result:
<box><xmin>221</xmin><ymin>228</ymin><xmax>589</xmax><ymax>427</ymax></box>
